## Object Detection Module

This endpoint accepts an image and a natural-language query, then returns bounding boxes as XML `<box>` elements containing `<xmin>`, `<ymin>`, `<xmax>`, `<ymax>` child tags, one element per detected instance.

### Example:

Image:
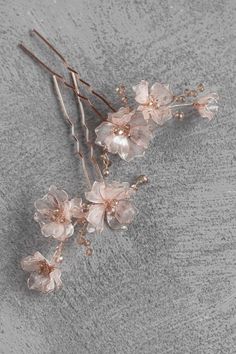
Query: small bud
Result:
<box><xmin>175</xmin><ymin>112</ymin><xmax>184</xmax><ymax>120</ymax></box>
<box><xmin>103</xmin><ymin>169</ymin><xmax>109</xmax><ymax>177</ymax></box>
<box><xmin>137</xmin><ymin>175</ymin><xmax>148</xmax><ymax>184</ymax></box>
<box><xmin>84</xmin><ymin>239</ymin><xmax>91</xmax><ymax>247</ymax></box>
<box><xmin>184</xmin><ymin>89</ymin><xmax>191</xmax><ymax>96</ymax></box>
<box><xmin>85</xmin><ymin>247</ymin><xmax>93</xmax><ymax>256</ymax></box>
<box><xmin>131</xmin><ymin>184</ymin><xmax>138</xmax><ymax>191</ymax></box>
<box><xmin>132</xmin><ymin>175</ymin><xmax>149</xmax><ymax>190</ymax></box>
<box><xmin>77</xmin><ymin>236</ymin><xmax>86</xmax><ymax>245</ymax></box>
<box><xmin>197</xmin><ymin>83</ymin><xmax>204</xmax><ymax>92</ymax></box>
<box><xmin>82</xmin><ymin>204</ymin><xmax>89</xmax><ymax>212</ymax></box>
<box><xmin>190</xmin><ymin>90</ymin><xmax>198</xmax><ymax>97</ymax></box>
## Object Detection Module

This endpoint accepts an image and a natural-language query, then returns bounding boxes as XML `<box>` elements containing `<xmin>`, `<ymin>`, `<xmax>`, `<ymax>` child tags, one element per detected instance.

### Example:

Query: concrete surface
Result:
<box><xmin>0</xmin><ymin>0</ymin><xmax>236</xmax><ymax>353</ymax></box>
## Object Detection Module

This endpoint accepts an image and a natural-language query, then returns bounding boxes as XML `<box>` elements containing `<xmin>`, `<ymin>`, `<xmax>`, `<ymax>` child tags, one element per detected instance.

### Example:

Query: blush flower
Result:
<box><xmin>193</xmin><ymin>93</ymin><xmax>219</xmax><ymax>120</ymax></box>
<box><xmin>133</xmin><ymin>80</ymin><xmax>173</xmax><ymax>124</ymax></box>
<box><xmin>95</xmin><ymin>107</ymin><xmax>153</xmax><ymax>161</ymax></box>
<box><xmin>21</xmin><ymin>252</ymin><xmax>62</xmax><ymax>293</ymax></box>
<box><xmin>85</xmin><ymin>181</ymin><xmax>136</xmax><ymax>232</ymax></box>
<box><xmin>34</xmin><ymin>186</ymin><xmax>84</xmax><ymax>241</ymax></box>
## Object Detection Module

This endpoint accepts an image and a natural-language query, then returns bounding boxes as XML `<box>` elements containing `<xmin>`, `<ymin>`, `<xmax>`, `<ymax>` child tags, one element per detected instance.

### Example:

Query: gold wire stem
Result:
<box><xmin>71</xmin><ymin>72</ymin><xmax>104</xmax><ymax>182</ymax></box>
<box><xmin>19</xmin><ymin>43</ymin><xmax>106</xmax><ymax>121</ymax></box>
<box><xmin>52</xmin><ymin>241</ymin><xmax>64</xmax><ymax>264</ymax></box>
<box><xmin>131</xmin><ymin>175</ymin><xmax>149</xmax><ymax>190</ymax></box>
<box><xmin>116</xmin><ymin>84</ymin><xmax>129</xmax><ymax>107</ymax></box>
<box><xmin>53</xmin><ymin>75</ymin><xmax>92</xmax><ymax>188</ymax></box>
<box><xmin>31</xmin><ymin>29</ymin><xmax>116</xmax><ymax>112</ymax></box>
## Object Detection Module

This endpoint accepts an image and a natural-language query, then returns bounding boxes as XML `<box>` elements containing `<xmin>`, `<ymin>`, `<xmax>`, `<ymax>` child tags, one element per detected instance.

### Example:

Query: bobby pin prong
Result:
<box><xmin>53</xmin><ymin>75</ymin><xmax>92</xmax><ymax>189</ymax></box>
<box><xmin>31</xmin><ymin>29</ymin><xmax>116</xmax><ymax>112</ymax></box>
<box><xmin>19</xmin><ymin>43</ymin><xmax>106</xmax><ymax>121</ymax></box>
<box><xmin>70</xmin><ymin>72</ymin><xmax>104</xmax><ymax>182</ymax></box>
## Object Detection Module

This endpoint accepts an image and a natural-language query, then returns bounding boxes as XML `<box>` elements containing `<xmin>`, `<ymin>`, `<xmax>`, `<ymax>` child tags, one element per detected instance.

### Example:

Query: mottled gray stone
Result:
<box><xmin>0</xmin><ymin>0</ymin><xmax>236</xmax><ymax>353</ymax></box>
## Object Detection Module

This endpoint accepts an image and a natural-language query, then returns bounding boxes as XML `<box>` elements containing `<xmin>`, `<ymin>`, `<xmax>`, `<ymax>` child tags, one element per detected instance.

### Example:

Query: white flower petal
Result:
<box><xmin>133</xmin><ymin>80</ymin><xmax>149</xmax><ymax>104</ymax></box>
<box><xmin>150</xmin><ymin>82</ymin><xmax>173</xmax><ymax>105</ymax></box>
<box><xmin>115</xmin><ymin>200</ymin><xmax>136</xmax><ymax>225</ymax></box>
<box><xmin>27</xmin><ymin>273</ymin><xmax>55</xmax><ymax>293</ymax></box>
<box><xmin>41</xmin><ymin>222</ymin><xmax>65</xmax><ymax>240</ymax></box>
<box><xmin>21</xmin><ymin>252</ymin><xmax>46</xmax><ymax>272</ymax></box>
<box><xmin>50</xmin><ymin>269</ymin><xmax>62</xmax><ymax>290</ymax></box>
<box><xmin>85</xmin><ymin>181</ymin><xmax>105</xmax><ymax>203</ymax></box>
<box><xmin>86</xmin><ymin>204</ymin><xmax>106</xmax><ymax>233</ymax></box>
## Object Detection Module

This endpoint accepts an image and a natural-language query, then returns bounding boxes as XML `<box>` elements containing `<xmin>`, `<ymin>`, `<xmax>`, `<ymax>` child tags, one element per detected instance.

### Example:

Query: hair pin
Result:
<box><xmin>19</xmin><ymin>30</ymin><xmax>218</xmax><ymax>293</ymax></box>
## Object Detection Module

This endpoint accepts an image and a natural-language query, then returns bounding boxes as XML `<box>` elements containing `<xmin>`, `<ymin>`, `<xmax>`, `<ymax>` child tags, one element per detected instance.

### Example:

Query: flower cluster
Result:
<box><xmin>95</xmin><ymin>80</ymin><xmax>219</xmax><ymax>162</ymax></box>
<box><xmin>21</xmin><ymin>252</ymin><xmax>62</xmax><ymax>293</ymax></box>
<box><xmin>21</xmin><ymin>180</ymin><xmax>145</xmax><ymax>293</ymax></box>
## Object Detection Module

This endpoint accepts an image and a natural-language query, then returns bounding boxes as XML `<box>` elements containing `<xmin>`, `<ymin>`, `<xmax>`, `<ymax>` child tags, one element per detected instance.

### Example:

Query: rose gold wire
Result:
<box><xmin>19</xmin><ymin>43</ymin><xmax>106</xmax><ymax>121</ymax></box>
<box><xmin>52</xmin><ymin>241</ymin><xmax>64</xmax><ymax>264</ymax></box>
<box><xmin>71</xmin><ymin>72</ymin><xmax>104</xmax><ymax>182</ymax></box>
<box><xmin>31</xmin><ymin>29</ymin><xmax>116</xmax><ymax>112</ymax></box>
<box><xmin>53</xmin><ymin>75</ymin><xmax>92</xmax><ymax>189</ymax></box>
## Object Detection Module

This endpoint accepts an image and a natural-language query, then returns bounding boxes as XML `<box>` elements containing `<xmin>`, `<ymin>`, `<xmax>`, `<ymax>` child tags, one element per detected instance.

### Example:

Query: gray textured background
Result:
<box><xmin>0</xmin><ymin>0</ymin><xmax>236</xmax><ymax>353</ymax></box>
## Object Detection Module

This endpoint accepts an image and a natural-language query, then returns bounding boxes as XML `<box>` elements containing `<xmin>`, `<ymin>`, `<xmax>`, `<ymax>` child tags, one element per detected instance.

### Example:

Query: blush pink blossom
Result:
<box><xmin>95</xmin><ymin>107</ymin><xmax>153</xmax><ymax>161</ymax></box>
<box><xmin>193</xmin><ymin>93</ymin><xmax>219</xmax><ymax>120</ymax></box>
<box><xmin>21</xmin><ymin>252</ymin><xmax>62</xmax><ymax>293</ymax></box>
<box><xmin>85</xmin><ymin>181</ymin><xmax>136</xmax><ymax>233</ymax></box>
<box><xmin>133</xmin><ymin>80</ymin><xmax>173</xmax><ymax>124</ymax></box>
<box><xmin>34</xmin><ymin>186</ymin><xmax>84</xmax><ymax>241</ymax></box>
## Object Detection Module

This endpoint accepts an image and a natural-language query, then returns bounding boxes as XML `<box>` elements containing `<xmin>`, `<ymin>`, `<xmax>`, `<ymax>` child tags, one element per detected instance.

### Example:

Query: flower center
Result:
<box><xmin>147</xmin><ymin>96</ymin><xmax>158</xmax><ymax>108</ymax></box>
<box><xmin>105</xmin><ymin>199</ymin><xmax>119</xmax><ymax>214</ymax></box>
<box><xmin>38</xmin><ymin>261</ymin><xmax>54</xmax><ymax>276</ymax></box>
<box><xmin>113</xmin><ymin>124</ymin><xmax>130</xmax><ymax>137</ymax></box>
<box><xmin>50</xmin><ymin>208</ymin><xmax>66</xmax><ymax>223</ymax></box>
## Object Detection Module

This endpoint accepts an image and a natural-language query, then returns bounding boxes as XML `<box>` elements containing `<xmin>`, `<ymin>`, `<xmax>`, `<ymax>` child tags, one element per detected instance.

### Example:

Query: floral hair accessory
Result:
<box><xmin>133</xmin><ymin>80</ymin><xmax>173</xmax><ymax>124</ymax></box>
<box><xmin>21</xmin><ymin>250</ymin><xmax>62</xmax><ymax>294</ymax></box>
<box><xmin>19</xmin><ymin>29</ymin><xmax>219</xmax><ymax>171</ymax></box>
<box><xmin>19</xmin><ymin>30</ymin><xmax>218</xmax><ymax>293</ymax></box>
<box><xmin>95</xmin><ymin>107</ymin><xmax>153</xmax><ymax>161</ymax></box>
<box><xmin>85</xmin><ymin>181</ymin><xmax>136</xmax><ymax>232</ymax></box>
<box><xmin>34</xmin><ymin>185</ymin><xmax>85</xmax><ymax>241</ymax></box>
<box><xmin>19</xmin><ymin>30</ymin><xmax>148</xmax><ymax>293</ymax></box>
<box><xmin>193</xmin><ymin>93</ymin><xmax>219</xmax><ymax>120</ymax></box>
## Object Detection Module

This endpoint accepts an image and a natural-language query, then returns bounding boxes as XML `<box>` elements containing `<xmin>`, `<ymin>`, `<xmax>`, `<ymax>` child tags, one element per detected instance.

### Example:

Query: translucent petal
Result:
<box><xmin>150</xmin><ymin>82</ymin><xmax>173</xmax><ymax>105</ymax></box>
<box><xmin>108</xmin><ymin>107</ymin><xmax>133</xmax><ymax>125</ymax></box>
<box><xmin>150</xmin><ymin>107</ymin><xmax>172</xmax><ymax>125</ymax></box>
<box><xmin>27</xmin><ymin>273</ymin><xmax>55</xmax><ymax>293</ymax></box>
<box><xmin>48</xmin><ymin>185</ymin><xmax>68</xmax><ymax>204</ymax></box>
<box><xmin>85</xmin><ymin>181</ymin><xmax>105</xmax><ymax>203</ymax></box>
<box><xmin>197</xmin><ymin>93</ymin><xmax>219</xmax><ymax>105</ymax></box>
<box><xmin>106</xmin><ymin>213</ymin><xmax>128</xmax><ymax>230</ymax></box>
<box><xmin>34</xmin><ymin>196</ymin><xmax>55</xmax><ymax>213</ymax></box>
<box><xmin>129</xmin><ymin>111</ymin><xmax>148</xmax><ymax>127</ymax></box>
<box><xmin>115</xmin><ymin>200</ymin><xmax>136</xmax><ymax>225</ymax></box>
<box><xmin>133</xmin><ymin>80</ymin><xmax>149</xmax><ymax>104</ymax></box>
<box><xmin>95</xmin><ymin>122</ymin><xmax>114</xmax><ymax>147</ymax></box>
<box><xmin>137</xmin><ymin>106</ymin><xmax>152</xmax><ymax>121</ymax></box>
<box><xmin>62</xmin><ymin>223</ymin><xmax>74</xmax><ymax>240</ymax></box>
<box><xmin>125</xmin><ymin>140</ymin><xmax>146</xmax><ymax>162</ymax></box>
<box><xmin>86</xmin><ymin>204</ymin><xmax>106</xmax><ymax>233</ymax></box>
<box><xmin>130</xmin><ymin>125</ymin><xmax>151</xmax><ymax>148</ymax></box>
<box><xmin>70</xmin><ymin>198</ymin><xmax>84</xmax><ymax>219</ymax></box>
<box><xmin>21</xmin><ymin>252</ymin><xmax>46</xmax><ymax>272</ymax></box>
<box><xmin>41</xmin><ymin>222</ymin><xmax>65</xmax><ymax>239</ymax></box>
<box><xmin>101</xmin><ymin>181</ymin><xmax>130</xmax><ymax>201</ymax></box>
<box><xmin>50</xmin><ymin>269</ymin><xmax>62</xmax><ymax>290</ymax></box>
